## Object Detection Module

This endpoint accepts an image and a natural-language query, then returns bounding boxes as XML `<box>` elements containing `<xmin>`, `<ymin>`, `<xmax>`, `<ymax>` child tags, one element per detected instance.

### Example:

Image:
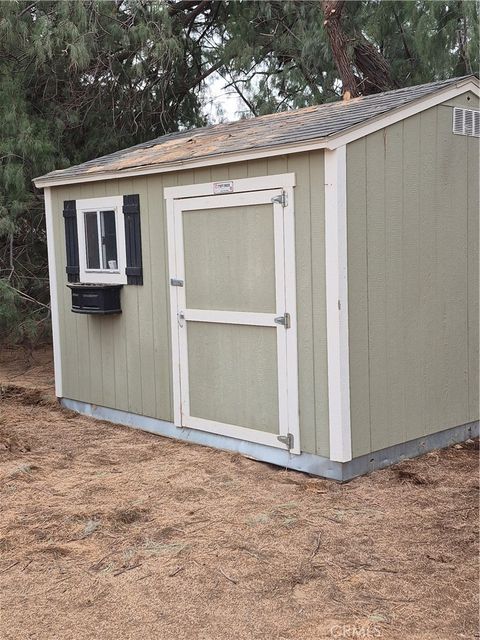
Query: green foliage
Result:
<box><xmin>0</xmin><ymin>0</ymin><xmax>477</xmax><ymax>344</ymax></box>
<box><xmin>219</xmin><ymin>0</ymin><xmax>478</xmax><ymax>114</ymax></box>
<box><xmin>0</xmin><ymin>0</ymin><xmax>228</xmax><ymax>344</ymax></box>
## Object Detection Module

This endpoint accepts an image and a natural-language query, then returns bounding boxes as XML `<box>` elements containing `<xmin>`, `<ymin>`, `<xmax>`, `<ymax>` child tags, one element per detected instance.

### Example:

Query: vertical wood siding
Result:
<box><xmin>347</xmin><ymin>99</ymin><xmax>479</xmax><ymax>456</ymax></box>
<box><xmin>51</xmin><ymin>151</ymin><xmax>328</xmax><ymax>456</ymax></box>
<box><xmin>444</xmin><ymin>90</ymin><xmax>478</xmax><ymax>109</ymax></box>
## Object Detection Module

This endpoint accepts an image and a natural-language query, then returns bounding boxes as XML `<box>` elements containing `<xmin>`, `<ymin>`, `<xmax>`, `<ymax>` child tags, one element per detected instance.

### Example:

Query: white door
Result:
<box><xmin>166</xmin><ymin>178</ymin><xmax>299</xmax><ymax>454</ymax></box>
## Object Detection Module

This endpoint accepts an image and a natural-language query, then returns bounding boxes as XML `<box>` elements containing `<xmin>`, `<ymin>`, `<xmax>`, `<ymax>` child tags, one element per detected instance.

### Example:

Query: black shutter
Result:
<box><xmin>63</xmin><ymin>200</ymin><xmax>79</xmax><ymax>283</ymax></box>
<box><xmin>123</xmin><ymin>194</ymin><xmax>143</xmax><ymax>285</ymax></box>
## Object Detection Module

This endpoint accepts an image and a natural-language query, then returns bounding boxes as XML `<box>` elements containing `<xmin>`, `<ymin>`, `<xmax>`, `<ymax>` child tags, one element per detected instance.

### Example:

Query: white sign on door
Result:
<box><xmin>213</xmin><ymin>181</ymin><xmax>234</xmax><ymax>194</ymax></box>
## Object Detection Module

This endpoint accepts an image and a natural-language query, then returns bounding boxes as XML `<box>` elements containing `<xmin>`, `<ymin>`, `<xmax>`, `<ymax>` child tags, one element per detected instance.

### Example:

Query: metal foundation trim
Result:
<box><xmin>60</xmin><ymin>398</ymin><xmax>478</xmax><ymax>481</ymax></box>
<box><xmin>60</xmin><ymin>398</ymin><xmax>344</xmax><ymax>480</ymax></box>
<box><xmin>341</xmin><ymin>420</ymin><xmax>479</xmax><ymax>481</ymax></box>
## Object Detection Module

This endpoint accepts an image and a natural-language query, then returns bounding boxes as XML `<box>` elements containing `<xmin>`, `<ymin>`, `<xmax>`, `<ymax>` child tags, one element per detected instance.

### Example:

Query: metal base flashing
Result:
<box><xmin>60</xmin><ymin>398</ymin><xmax>478</xmax><ymax>482</ymax></box>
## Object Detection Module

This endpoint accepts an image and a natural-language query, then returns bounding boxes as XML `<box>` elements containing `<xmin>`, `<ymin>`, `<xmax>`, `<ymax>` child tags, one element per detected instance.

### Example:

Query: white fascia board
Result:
<box><xmin>33</xmin><ymin>80</ymin><xmax>479</xmax><ymax>189</ymax></box>
<box><xmin>33</xmin><ymin>148</ymin><xmax>308</xmax><ymax>189</ymax></box>
<box><xmin>44</xmin><ymin>187</ymin><xmax>63</xmax><ymax>398</ymax></box>
<box><xmin>324</xmin><ymin>146</ymin><xmax>352</xmax><ymax>463</ymax></box>
<box><xmin>327</xmin><ymin>80</ymin><xmax>480</xmax><ymax>149</ymax></box>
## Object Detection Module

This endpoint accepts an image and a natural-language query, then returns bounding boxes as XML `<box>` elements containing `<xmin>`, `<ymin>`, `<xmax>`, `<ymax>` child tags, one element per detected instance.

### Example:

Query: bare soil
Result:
<box><xmin>0</xmin><ymin>345</ymin><xmax>478</xmax><ymax>640</ymax></box>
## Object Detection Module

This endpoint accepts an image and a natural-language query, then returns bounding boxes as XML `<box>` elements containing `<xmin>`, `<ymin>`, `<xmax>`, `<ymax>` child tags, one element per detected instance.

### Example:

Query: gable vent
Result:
<box><xmin>453</xmin><ymin>107</ymin><xmax>480</xmax><ymax>137</ymax></box>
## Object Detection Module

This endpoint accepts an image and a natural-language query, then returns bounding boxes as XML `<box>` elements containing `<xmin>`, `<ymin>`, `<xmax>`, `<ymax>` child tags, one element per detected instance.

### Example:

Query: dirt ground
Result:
<box><xmin>0</xmin><ymin>345</ymin><xmax>478</xmax><ymax>640</ymax></box>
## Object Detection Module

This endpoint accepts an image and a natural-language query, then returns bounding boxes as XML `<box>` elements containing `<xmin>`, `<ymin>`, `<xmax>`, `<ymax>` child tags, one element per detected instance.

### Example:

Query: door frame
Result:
<box><xmin>165</xmin><ymin>173</ymin><xmax>300</xmax><ymax>454</ymax></box>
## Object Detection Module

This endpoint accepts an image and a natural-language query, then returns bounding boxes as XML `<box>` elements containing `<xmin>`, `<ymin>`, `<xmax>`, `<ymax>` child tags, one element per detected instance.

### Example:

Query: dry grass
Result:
<box><xmin>0</xmin><ymin>346</ymin><xmax>478</xmax><ymax>640</ymax></box>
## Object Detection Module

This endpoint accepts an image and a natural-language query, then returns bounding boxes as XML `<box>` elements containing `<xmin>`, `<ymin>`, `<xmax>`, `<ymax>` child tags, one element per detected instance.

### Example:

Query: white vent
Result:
<box><xmin>453</xmin><ymin>107</ymin><xmax>480</xmax><ymax>137</ymax></box>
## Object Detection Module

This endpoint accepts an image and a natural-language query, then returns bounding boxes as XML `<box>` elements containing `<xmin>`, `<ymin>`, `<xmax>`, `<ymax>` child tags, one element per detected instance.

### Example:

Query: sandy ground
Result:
<box><xmin>0</xmin><ymin>345</ymin><xmax>478</xmax><ymax>640</ymax></box>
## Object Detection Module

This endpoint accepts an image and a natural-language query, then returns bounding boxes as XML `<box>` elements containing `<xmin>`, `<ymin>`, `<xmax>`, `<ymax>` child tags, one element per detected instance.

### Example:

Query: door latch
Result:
<box><xmin>170</xmin><ymin>278</ymin><xmax>184</xmax><ymax>287</ymax></box>
<box><xmin>177</xmin><ymin>310</ymin><xmax>185</xmax><ymax>327</ymax></box>
<box><xmin>274</xmin><ymin>313</ymin><xmax>291</xmax><ymax>329</ymax></box>
<box><xmin>277</xmin><ymin>433</ymin><xmax>294</xmax><ymax>450</ymax></box>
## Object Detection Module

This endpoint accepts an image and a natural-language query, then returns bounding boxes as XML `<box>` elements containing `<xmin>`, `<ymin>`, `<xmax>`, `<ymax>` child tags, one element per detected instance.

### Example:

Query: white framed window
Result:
<box><xmin>76</xmin><ymin>196</ymin><xmax>127</xmax><ymax>284</ymax></box>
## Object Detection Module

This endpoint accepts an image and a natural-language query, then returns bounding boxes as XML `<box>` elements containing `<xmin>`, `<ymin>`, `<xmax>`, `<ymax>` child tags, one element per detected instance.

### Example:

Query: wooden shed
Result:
<box><xmin>33</xmin><ymin>76</ymin><xmax>479</xmax><ymax>480</ymax></box>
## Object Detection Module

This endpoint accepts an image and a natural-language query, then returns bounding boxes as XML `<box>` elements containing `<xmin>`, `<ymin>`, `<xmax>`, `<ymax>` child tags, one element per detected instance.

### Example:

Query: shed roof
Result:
<box><xmin>34</xmin><ymin>75</ymin><xmax>478</xmax><ymax>187</ymax></box>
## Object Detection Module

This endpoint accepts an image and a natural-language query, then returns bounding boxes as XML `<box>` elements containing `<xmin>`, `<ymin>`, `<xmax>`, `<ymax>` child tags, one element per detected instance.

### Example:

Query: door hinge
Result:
<box><xmin>170</xmin><ymin>278</ymin><xmax>184</xmax><ymax>287</ymax></box>
<box><xmin>271</xmin><ymin>191</ymin><xmax>287</xmax><ymax>207</ymax></box>
<box><xmin>277</xmin><ymin>433</ymin><xmax>294</xmax><ymax>450</ymax></box>
<box><xmin>274</xmin><ymin>312</ymin><xmax>291</xmax><ymax>329</ymax></box>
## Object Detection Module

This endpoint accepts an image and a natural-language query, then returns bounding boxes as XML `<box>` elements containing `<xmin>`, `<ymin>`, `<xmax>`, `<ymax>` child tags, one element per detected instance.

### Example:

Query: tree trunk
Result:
<box><xmin>321</xmin><ymin>0</ymin><xmax>396</xmax><ymax>97</ymax></box>
<box><xmin>321</xmin><ymin>0</ymin><xmax>359</xmax><ymax>97</ymax></box>
<box><xmin>354</xmin><ymin>40</ymin><xmax>397</xmax><ymax>94</ymax></box>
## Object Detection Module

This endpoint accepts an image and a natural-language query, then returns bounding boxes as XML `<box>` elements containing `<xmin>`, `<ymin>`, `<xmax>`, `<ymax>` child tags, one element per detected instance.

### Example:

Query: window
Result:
<box><xmin>84</xmin><ymin>210</ymin><xmax>118</xmax><ymax>270</ymax></box>
<box><xmin>76</xmin><ymin>196</ymin><xmax>127</xmax><ymax>284</ymax></box>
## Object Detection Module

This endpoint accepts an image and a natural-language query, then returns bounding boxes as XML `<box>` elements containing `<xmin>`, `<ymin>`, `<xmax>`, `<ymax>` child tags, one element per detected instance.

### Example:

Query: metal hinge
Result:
<box><xmin>271</xmin><ymin>191</ymin><xmax>287</xmax><ymax>207</ymax></box>
<box><xmin>170</xmin><ymin>278</ymin><xmax>184</xmax><ymax>287</ymax></box>
<box><xmin>277</xmin><ymin>433</ymin><xmax>294</xmax><ymax>450</ymax></box>
<box><xmin>274</xmin><ymin>312</ymin><xmax>291</xmax><ymax>329</ymax></box>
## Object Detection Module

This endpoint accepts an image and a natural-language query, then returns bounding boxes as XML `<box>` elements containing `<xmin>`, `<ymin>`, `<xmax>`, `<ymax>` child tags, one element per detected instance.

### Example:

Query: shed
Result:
<box><xmin>33</xmin><ymin>75</ymin><xmax>480</xmax><ymax>481</ymax></box>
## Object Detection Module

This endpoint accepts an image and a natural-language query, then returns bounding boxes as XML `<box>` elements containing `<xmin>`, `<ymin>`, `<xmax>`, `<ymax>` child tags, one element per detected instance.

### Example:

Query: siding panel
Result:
<box><xmin>402</xmin><ymin>114</ymin><xmax>423</xmax><ymax>442</ymax></box>
<box><xmin>346</xmin><ymin>138</ymin><xmax>371</xmax><ymax>456</ymax></box>
<box><xmin>109</xmin><ymin>180</ymin><xmax>129</xmax><ymax>412</ymax></box>
<box><xmin>136</xmin><ymin>176</ymin><xmax>157</xmax><ymax>417</ymax></box>
<box><xmin>347</xmin><ymin>100</ymin><xmax>478</xmax><ymax>456</ymax></box>
<box><xmin>435</xmin><ymin>106</ymin><xmax>469</xmax><ymax>427</ymax></box>
<box><xmin>116</xmin><ymin>178</ymin><xmax>143</xmax><ymax>415</ymax></box>
<box><xmin>365</xmin><ymin>131</ymin><xmax>389</xmax><ymax>451</ymax></box>
<box><xmin>309</xmin><ymin>151</ymin><xmax>329</xmax><ymax>455</ymax></box>
<box><xmin>51</xmin><ymin>152</ymin><xmax>328</xmax><ymax>456</ymax></box>
<box><xmin>418</xmin><ymin>109</ymin><xmax>438</xmax><ymax>435</ymax></box>
<box><xmin>444</xmin><ymin>91</ymin><xmax>479</xmax><ymax>109</ymax></box>
<box><xmin>287</xmin><ymin>153</ymin><xmax>317</xmax><ymax>454</ymax></box>
<box><xmin>148</xmin><ymin>173</ymin><xmax>174</xmax><ymax>422</ymax></box>
<box><xmin>62</xmin><ymin>186</ymin><xmax>80</xmax><ymax>400</ymax></box>
<box><xmin>467</xmin><ymin>136</ymin><xmax>480</xmax><ymax>420</ymax></box>
<box><xmin>384</xmin><ymin>122</ymin><xmax>405</xmax><ymax>448</ymax></box>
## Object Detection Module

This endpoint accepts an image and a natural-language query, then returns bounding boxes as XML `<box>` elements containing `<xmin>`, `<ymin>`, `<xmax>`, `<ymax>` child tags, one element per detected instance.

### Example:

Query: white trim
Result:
<box><xmin>327</xmin><ymin>82</ymin><xmax>480</xmax><ymax>148</ymax></box>
<box><xmin>166</xmin><ymin>177</ymin><xmax>300</xmax><ymax>454</ymax></box>
<box><xmin>76</xmin><ymin>195</ymin><xmax>127</xmax><ymax>285</ymax></box>
<box><xmin>33</xmin><ymin>80</ymin><xmax>479</xmax><ymax>188</ymax></box>
<box><xmin>182</xmin><ymin>309</ymin><xmax>278</xmax><ymax>326</ymax></box>
<box><xmin>174</xmin><ymin>206</ymin><xmax>190</xmax><ymax>421</ymax></box>
<box><xmin>166</xmin><ymin>196</ymin><xmax>182</xmax><ymax>427</ymax></box>
<box><xmin>44</xmin><ymin>187</ymin><xmax>63</xmax><ymax>398</ymax></box>
<box><xmin>324</xmin><ymin>146</ymin><xmax>352</xmax><ymax>462</ymax></box>
<box><xmin>282</xmin><ymin>185</ymin><xmax>300</xmax><ymax>454</ymax></box>
<box><xmin>164</xmin><ymin>173</ymin><xmax>296</xmax><ymax>199</ymax></box>
<box><xmin>183</xmin><ymin>415</ymin><xmax>289</xmax><ymax>451</ymax></box>
<box><xmin>272</xmin><ymin>197</ymin><xmax>290</xmax><ymax>452</ymax></box>
<box><xmin>173</xmin><ymin>188</ymin><xmax>282</xmax><ymax>212</ymax></box>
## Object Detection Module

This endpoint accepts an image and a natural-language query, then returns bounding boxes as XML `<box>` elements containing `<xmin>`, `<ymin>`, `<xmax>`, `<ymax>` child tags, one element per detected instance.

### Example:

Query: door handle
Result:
<box><xmin>178</xmin><ymin>311</ymin><xmax>185</xmax><ymax>327</ymax></box>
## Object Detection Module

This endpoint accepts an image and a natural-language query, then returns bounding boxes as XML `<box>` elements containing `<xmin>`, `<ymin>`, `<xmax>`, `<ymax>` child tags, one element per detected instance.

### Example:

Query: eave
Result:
<box><xmin>33</xmin><ymin>78</ymin><xmax>479</xmax><ymax>189</ymax></box>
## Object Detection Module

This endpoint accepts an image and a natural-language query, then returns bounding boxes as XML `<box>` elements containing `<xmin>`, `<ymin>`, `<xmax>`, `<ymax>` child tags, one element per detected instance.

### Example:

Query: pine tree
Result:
<box><xmin>0</xmin><ymin>0</ymin><xmax>477</xmax><ymax>343</ymax></box>
<box><xmin>0</xmin><ymin>0</ymin><xmax>229</xmax><ymax>342</ymax></box>
<box><xmin>217</xmin><ymin>0</ymin><xmax>478</xmax><ymax>112</ymax></box>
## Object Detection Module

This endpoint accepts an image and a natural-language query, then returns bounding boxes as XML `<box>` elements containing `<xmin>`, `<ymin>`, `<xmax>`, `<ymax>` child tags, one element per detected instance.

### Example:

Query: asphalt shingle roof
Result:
<box><xmin>34</xmin><ymin>76</ymin><xmax>477</xmax><ymax>185</ymax></box>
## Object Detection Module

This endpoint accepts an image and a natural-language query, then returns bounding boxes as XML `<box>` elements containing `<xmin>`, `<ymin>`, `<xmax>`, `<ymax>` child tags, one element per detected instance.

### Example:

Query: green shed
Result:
<box><xmin>33</xmin><ymin>75</ymin><xmax>479</xmax><ymax>480</ymax></box>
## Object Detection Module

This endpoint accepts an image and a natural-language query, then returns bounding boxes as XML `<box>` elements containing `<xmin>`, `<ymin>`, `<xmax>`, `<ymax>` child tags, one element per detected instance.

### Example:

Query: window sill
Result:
<box><xmin>85</xmin><ymin>269</ymin><xmax>121</xmax><ymax>275</ymax></box>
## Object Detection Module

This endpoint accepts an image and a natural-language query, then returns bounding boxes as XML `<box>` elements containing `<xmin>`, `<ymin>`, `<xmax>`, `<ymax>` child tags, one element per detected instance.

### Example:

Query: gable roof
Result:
<box><xmin>34</xmin><ymin>75</ymin><xmax>479</xmax><ymax>188</ymax></box>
